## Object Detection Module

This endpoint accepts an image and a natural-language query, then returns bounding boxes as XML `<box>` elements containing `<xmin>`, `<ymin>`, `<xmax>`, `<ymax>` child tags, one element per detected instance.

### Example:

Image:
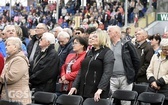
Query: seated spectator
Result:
<box><xmin>0</xmin><ymin>37</ymin><xmax>31</xmax><ymax>105</ymax></box>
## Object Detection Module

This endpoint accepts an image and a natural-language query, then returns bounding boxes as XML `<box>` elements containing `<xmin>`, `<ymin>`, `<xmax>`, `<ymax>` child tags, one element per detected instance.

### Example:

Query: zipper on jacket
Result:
<box><xmin>84</xmin><ymin>56</ymin><xmax>94</xmax><ymax>85</ymax></box>
<box><xmin>157</xmin><ymin>61</ymin><xmax>162</xmax><ymax>79</ymax></box>
<box><xmin>94</xmin><ymin>71</ymin><xmax>96</xmax><ymax>83</ymax></box>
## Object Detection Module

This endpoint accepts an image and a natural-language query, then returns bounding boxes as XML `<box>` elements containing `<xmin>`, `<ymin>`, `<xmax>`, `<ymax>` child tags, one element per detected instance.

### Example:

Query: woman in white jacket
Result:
<box><xmin>147</xmin><ymin>38</ymin><xmax>168</xmax><ymax>105</ymax></box>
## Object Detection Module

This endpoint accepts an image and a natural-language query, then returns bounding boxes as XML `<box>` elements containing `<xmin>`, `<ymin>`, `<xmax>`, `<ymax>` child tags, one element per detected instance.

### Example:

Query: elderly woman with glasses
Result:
<box><xmin>0</xmin><ymin>37</ymin><xmax>31</xmax><ymax>105</ymax></box>
<box><xmin>58</xmin><ymin>36</ymin><xmax>88</xmax><ymax>93</ymax></box>
<box><xmin>147</xmin><ymin>38</ymin><xmax>168</xmax><ymax>105</ymax></box>
<box><xmin>68</xmin><ymin>30</ymin><xmax>115</xmax><ymax>101</ymax></box>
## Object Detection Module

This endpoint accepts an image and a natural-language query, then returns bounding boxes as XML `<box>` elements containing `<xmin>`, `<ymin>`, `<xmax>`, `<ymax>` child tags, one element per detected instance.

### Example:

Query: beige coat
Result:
<box><xmin>147</xmin><ymin>53</ymin><xmax>168</xmax><ymax>84</ymax></box>
<box><xmin>0</xmin><ymin>51</ymin><xmax>32</xmax><ymax>105</ymax></box>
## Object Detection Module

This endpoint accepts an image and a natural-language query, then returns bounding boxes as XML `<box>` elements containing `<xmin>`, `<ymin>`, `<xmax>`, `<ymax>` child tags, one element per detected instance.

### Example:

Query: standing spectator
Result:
<box><xmin>0</xmin><ymin>37</ymin><xmax>31</xmax><ymax>105</ymax></box>
<box><xmin>0</xmin><ymin>53</ymin><xmax>4</xmax><ymax>75</ymax></box>
<box><xmin>135</xmin><ymin>29</ymin><xmax>154</xmax><ymax>84</ymax></box>
<box><xmin>162</xmin><ymin>31</ymin><xmax>168</xmax><ymax>38</ymax></box>
<box><xmin>27</xmin><ymin>23</ymin><xmax>48</xmax><ymax>62</ymax></box>
<box><xmin>147</xmin><ymin>38</ymin><xmax>168</xmax><ymax>105</ymax></box>
<box><xmin>61</xmin><ymin>7</ymin><xmax>67</xmax><ymax>17</ymax></box>
<box><xmin>124</xmin><ymin>27</ymin><xmax>132</xmax><ymax>41</ymax></box>
<box><xmin>59</xmin><ymin>36</ymin><xmax>88</xmax><ymax>93</ymax></box>
<box><xmin>2</xmin><ymin>25</ymin><xmax>28</xmax><ymax>56</ymax></box>
<box><xmin>68</xmin><ymin>30</ymin><xmax>115</xmax><ymax>101</ymax></box>
<box><xmin>74</xmin><ymin>27</ymin><xmax>85</xmax><ymax>37</ymax></box>
<box><xmin>0</xmin><ymin>32</ymin><xmax>6</xmax><ymax>57</ymax></box>
<box><xmin>134</xmin><ymin>13</ymin><xmax>138</xmax><ymax>27</ymax></box>
<box><xmin>57</xmin><ymin>31</ymin><xmax>73</xmax><ymax>69</ymax></box>
<box><xmin>148</xmin><ymin>34</ymin><xmax>161</xmax><ymax>54</ymax></box>
<box><xmin>20</xmin><ymin>26</ymin><xmax>30</xmax><ymax>47</ymax></box>
<box><xmin>29</xmin><ymin>32</ymin><xmax>60</xmax><ymax>92</ymax></box>
<box><xmin>108</xmin><ymin>26</ymin><xmax>140</xmax><ymax>105</ymax></box>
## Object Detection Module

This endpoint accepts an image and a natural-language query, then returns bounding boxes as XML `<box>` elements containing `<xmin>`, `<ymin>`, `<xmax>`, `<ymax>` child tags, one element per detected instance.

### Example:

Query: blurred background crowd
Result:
<box><xmin>0</xmin><ymin>0</ymin><xmax>157</xmax><ymax>31</ymax></box>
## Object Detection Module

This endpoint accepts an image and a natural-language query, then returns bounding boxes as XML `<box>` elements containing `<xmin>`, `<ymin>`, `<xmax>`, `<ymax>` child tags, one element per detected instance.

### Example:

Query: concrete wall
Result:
<box><xmin>157</xmin><ymin>0</ymin><xmax>168</xmax><ymax>12</ymax></box>
<box><xmin>145</xmin><ymin>21</ymin><xmax>168</xmax><ymax>35</ymax></box>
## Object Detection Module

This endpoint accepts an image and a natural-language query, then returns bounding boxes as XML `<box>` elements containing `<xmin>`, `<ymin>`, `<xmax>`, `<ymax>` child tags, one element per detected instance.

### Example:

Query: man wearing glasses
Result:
<box><xmin>135</xmin><ymin>29</ymin><xmax>154</xmax><ymax>84</ymax></box>
<box><xmin>27</xmin><ymin>23</ymin><xmax>48</xmax><ymax>62</ymax></box>
<box><xmin>74</xmin><ymin>27</ymin><xmax>85</xmax><ymax>37</ymax></box>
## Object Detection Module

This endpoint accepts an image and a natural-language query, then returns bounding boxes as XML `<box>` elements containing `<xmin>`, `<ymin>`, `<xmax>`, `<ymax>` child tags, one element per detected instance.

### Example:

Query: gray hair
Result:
<box><xmin>3</xmin><ymin>25</ymin><xmax>15</xmax><ymax>33</ymax></box>
<box><xmin>57</xmin><ymin>31</ymin><xmax>70</xmax><ymax>39</ymax></box>
<box><xmin>6</xmin><ymin>37</ymin><xmax>22</xmax><ymax>51</ymax></box>
<box><xmin>63</xmin><ymin>28</ymin><xmax>73</xmax><ymax>37</ymax></box>
<box><xmin>107</xmin><ymin>25</ymin><xmax>121</xmax><ymax>36</ymax></box>
<box><xmin>42</xmin><ymin>32</ymin><xmax>55</xmax><ymax>44</ymax></box>
<box><xmin>37</xmin><ymin>23</ymin><xmax>48</xmax><ymax>31</ymax></box>
<box><xmin>53</xmin><ymin>26</ymin><xmax>63</xmax><ymax>32</ymax></box>
<box><xmin>160</xmin><ymin>38</ymin><xmax>168</xmax><ymax>47</ymax></box>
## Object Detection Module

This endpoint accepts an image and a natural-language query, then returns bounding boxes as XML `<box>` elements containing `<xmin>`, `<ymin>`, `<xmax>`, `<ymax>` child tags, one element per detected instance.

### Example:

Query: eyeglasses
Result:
<box><xmin>75</xmin><ymin>32</ymin><xmax>81</xmax><ymax>35</ymax></box>
<box><xmin>162</xmin><ymin>49</ymin><xmax>168</xmax><ymax>51</ymax></box>
<box><xmin>36</xmin><ymin>27</ymin><xmax>44</xmax><ymax>30</ymax></box>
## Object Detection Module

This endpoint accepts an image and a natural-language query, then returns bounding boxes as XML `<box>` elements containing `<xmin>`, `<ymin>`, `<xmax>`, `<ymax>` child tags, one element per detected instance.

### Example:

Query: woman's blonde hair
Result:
<box><xmin>14</xmin><ymin>25</ymin><xmax>23</xmax><ymax>38</ymax></box>
<box><xmin>94</xmin><ymin>29</ymin><xmax>111</xmax><ymax>48</ymax></box>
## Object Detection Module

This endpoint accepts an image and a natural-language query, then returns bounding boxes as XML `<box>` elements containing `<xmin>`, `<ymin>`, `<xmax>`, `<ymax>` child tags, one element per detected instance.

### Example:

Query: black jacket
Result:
<box><xmin>73</xmin><ymin>47</ymin><xmax>115</xmax><ymax>98</ymax></box>
<box><xmin>121</xmin><ymin>40</ymin><xmax>141</xmax><ymax>84</ymax></box>
<box><xmin>27</xmin><ymin>35</ymin><xmax>41</xmax><ymax>60</ymax></box>
<box><xmin>58</xmin><ymin>38</ymin><xmax>74</xmax><ymax>68</ymax></box>
<box><xmin>29</xmin><ymin>44</ymin><xmax>60</xmax><ymax>92</ymax></box>
<box><xmin>135</xmin><ymin>41</ymin><xmax>154</xmax><ymax>83</ymax></box>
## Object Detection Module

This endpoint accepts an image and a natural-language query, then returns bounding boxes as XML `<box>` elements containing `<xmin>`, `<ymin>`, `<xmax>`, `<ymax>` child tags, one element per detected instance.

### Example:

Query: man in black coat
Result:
<box><xmin>29</xmin><ymin>32</ymin><xmax>60</xmax><ymax>92</ymax></box>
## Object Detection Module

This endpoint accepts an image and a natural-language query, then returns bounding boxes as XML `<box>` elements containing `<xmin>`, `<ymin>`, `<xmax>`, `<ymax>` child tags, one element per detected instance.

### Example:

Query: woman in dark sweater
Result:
<box><xmin>68</xmin><ymin>29</ymin><xmax>115</xmax><ymax>101</ymax></box>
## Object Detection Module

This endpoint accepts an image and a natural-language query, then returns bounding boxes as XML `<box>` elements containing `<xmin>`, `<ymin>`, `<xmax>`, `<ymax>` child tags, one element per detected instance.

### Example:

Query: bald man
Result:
<box><xmin>108</xmin><ymin>26</ymin><xmax>140</xmax><ymax>105</ymax></box>
<box><xmin>135</xmin><ymin>29</ymin><xmax>154</xmax><ymax>84</ymax></box>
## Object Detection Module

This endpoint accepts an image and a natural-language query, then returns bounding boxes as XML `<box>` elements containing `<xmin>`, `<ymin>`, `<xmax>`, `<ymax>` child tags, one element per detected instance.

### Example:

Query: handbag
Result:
<box><xmin>56</xmin><ymin>82</ymin><xmax>69</xmax><ymax>92</ymax></box>
<box><xmin>56</xmin><ymin>82</ymin><xmax>63</xmax><ymax>92</ymax></box>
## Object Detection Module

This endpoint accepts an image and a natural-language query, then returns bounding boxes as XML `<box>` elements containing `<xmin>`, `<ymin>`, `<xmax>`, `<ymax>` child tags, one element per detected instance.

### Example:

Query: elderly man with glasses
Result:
<box><xmin>27</xmin><ymin>23</ymin><xmax>48</xmax><ymax>63</ymax></box>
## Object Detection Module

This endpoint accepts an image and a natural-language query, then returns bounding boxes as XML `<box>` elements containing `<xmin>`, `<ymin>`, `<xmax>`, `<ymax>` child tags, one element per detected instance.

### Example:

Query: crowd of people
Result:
<box><xmin>1</xmin><ymin>0</ymin><xmax>168</xmax><ymax>105</ymax></box>
<box><xmin>0</xmin><ymin>0</ymin><xmax>154</xmax><ymax>31</ymax></box>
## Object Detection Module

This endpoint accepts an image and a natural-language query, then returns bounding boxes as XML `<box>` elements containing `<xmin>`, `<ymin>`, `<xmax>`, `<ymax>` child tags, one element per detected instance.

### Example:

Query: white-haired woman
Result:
<box><xmin>29</xmin><ymin>32</ymin><xmax>60</xmax><ymax>93</ymax></box>
<box><xmin>147</xmin><ymin>38</ymin><xmax>168</xmax><ymax>105</ymax></box>
<box><xmin>0</xmin><ymin>37</ymin><xmax>31</xmax><ymax>105</ymax></box>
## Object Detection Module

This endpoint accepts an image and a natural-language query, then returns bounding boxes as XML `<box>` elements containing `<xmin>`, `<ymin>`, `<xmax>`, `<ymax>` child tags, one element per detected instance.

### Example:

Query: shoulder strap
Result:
<box><xmin>4</xmin><ymin>76</ymin><xmax>9</xmax><ymax>100</ymax></box>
